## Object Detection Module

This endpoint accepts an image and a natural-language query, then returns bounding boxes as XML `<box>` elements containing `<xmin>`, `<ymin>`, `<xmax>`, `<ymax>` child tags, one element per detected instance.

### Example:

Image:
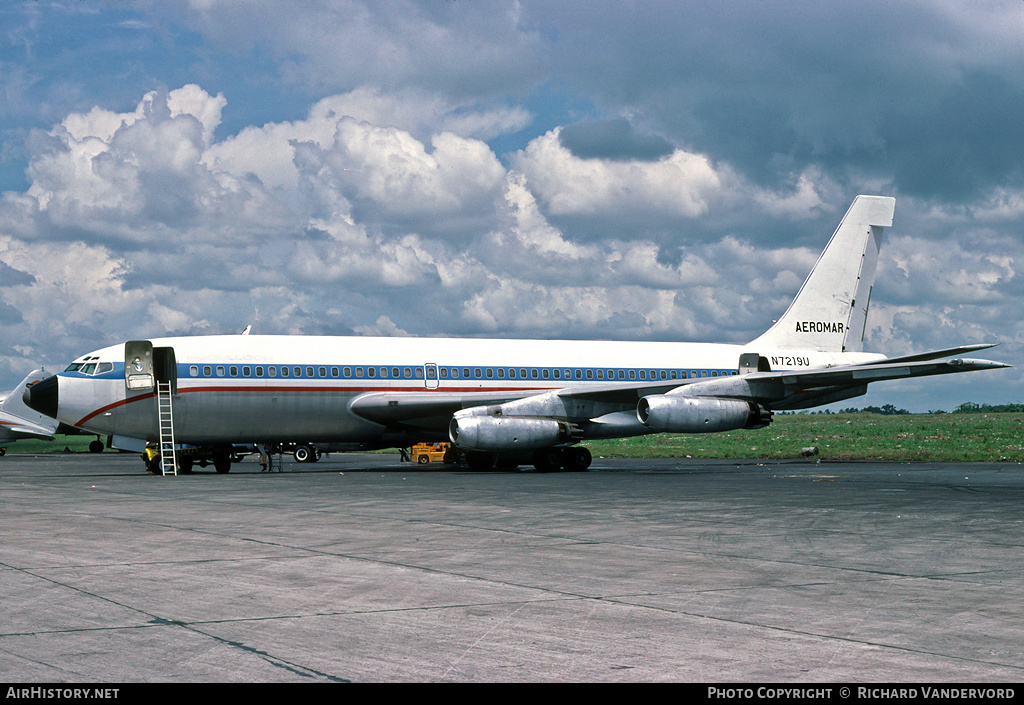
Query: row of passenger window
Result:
<box><xmin>438</xmin><ymin>367</ymin><xmax>735</xmax><ymax>381</ymax></box>
<box><xmin>188</xmin><ymin>364</ymin><xmax>427</xmax><ymax>379</ymax></box>
<box><xmin>186</xmin><ymin>364</ymin><xmax>738</xmax><ymax>381</ymax></box>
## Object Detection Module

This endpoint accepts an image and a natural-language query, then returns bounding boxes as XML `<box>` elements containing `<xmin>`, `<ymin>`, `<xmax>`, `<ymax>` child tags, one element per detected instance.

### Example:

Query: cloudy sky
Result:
<box><xmin>1</xmin><ymin>0</ymin><xmax>1021</xmax><ymax>411</ymax></box>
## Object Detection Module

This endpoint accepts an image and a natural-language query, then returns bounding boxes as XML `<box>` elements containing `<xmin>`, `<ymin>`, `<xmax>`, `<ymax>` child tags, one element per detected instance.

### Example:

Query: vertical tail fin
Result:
<box><xmin>750</xmin><ymin>195</ymin><xmax>895</xmax><ymax>353</ymax></box>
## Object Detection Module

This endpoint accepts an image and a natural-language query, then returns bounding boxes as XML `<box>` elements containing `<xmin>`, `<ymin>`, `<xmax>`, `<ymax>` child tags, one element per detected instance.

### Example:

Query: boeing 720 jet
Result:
<box><xmin>24</xmin><ymin>196</ymin><xmax>1009</xmax><ymax>473</ymax></box>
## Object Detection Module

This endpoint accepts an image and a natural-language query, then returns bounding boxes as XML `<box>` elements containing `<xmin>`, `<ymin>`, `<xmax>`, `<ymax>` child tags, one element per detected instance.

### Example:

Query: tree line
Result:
<box><xmin>786</xmin><ymin>402</ymin><xmax>1024</xmax><ymax>416</ymax></box>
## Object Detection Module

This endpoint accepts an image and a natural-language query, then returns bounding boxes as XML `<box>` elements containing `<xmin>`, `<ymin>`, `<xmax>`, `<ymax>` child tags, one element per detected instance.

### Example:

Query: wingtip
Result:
<box><xmin>950</xmin><ymin>358</ymin><xmax>1012</xmax><ymax>370</ymax></box>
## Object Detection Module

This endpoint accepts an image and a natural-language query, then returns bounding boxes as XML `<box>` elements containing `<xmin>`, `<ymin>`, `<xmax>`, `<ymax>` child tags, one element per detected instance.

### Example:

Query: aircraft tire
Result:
<box><xmin>213</xmin><ymin>454</ymin><xmax>231</xmax><ymax>474</ymax></box>
<box><xmin>563</xmin><ymin>447</ymin><xmax>592</xmax><ymax>472</ymax></box>
<box><xmin>465</xmin><ymin>451</ymin><xmax>496</xmax><ymax>470</ymax></box>
<box><xmin>532</xmin><ymin>448</ymin><xmax>563</xmax><ymax>473</ymax></box>
<box><xmin>495</xmin><ymin>454</ymin><xmax>520</xmax><ymax>470</ymax></box>
<box><xmin>293</xmin><ymin>445</ymin><xmax>314</xmax><ymax>463</ymax></box>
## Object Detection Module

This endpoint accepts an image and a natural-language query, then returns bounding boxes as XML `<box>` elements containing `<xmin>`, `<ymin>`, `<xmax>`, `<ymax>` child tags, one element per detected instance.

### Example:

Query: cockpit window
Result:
<box><xmin>66</xmin><ymin>361</ymin><xmax>113</xmax><ymax>375</ymax></box>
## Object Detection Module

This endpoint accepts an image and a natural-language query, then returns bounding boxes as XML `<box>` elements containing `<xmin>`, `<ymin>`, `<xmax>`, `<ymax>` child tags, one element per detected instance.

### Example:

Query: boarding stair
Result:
<box><xmin>156</xmin><ymin>381</ymin><xmax>177</xmax><ymax>476</ymax></box>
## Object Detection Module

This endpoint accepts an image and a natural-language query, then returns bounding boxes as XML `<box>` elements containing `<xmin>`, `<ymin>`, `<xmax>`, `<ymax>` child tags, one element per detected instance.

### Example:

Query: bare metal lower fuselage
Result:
<box><xmin>74</xmin><ymin>379</ymin><xmax>396</xmax><ymax>445</ymax></box>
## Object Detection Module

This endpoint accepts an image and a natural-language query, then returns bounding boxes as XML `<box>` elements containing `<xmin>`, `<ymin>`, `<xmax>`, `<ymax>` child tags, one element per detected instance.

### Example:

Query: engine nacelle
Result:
<box><xmin>449</xmin><ymin>416</ymin><xmax>575</xmax><ymax>451</ymax></box>
<box><xmin>637</xmin><ymin>395</ymin><xmax>771</xmax><ymax>433</ymax></box>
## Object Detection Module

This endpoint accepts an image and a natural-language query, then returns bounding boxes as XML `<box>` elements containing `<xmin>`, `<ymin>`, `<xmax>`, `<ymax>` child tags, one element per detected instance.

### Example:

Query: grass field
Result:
<box><xmin>4</xmin><ymin>412</ymin><xmax>1023</xmax><ymax>462</ymax></box>
<box><xmin>584</xmin><ymin>412</ymin><xmax>1024</xmax><ymax>462</ymax></box>
<box><xmin>2</xmin><ymin>435</ymin><xmax>99</xmax><ymax>455</ymax></box>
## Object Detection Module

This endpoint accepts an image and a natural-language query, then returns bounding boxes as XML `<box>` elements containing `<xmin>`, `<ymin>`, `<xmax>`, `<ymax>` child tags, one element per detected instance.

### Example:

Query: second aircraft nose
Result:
<box><xmin>24</xmin><ymin>375</ymin><xmax>58</xmax><ymax>419</ymax></box>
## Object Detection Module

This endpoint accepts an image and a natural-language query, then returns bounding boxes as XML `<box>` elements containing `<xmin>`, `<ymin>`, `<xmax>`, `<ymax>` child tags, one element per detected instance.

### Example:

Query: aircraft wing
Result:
<box><xmin>676</xmin><ymin>355</ymin><xmax>1011</xmax><ymax>411</ymax></box>
<box><xmin>753</xmin><ymin>356</ymin><xmax>1007</xmax><ymax>388</ymax></box>
<box><xmin>348</xmin><ymin>353</ymin><xmax>1010</xmax><ymax>431</ymax></box>
<box><xmin>347</xmin><ymin>379</ymin><xmax>691</xmax><ymax>434</ymax></box>
<box><xmin>535</xmin><ymin>354</ymin><xmax>1009</xmax><ymax>412</ymax></box>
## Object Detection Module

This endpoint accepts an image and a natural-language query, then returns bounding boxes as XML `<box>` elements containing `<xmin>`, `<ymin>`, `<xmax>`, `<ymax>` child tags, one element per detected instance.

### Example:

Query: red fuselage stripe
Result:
<box><xmin>72</xmin><ymin>385</ymin><xmax>550</xmax><ymax>428</ymax></box>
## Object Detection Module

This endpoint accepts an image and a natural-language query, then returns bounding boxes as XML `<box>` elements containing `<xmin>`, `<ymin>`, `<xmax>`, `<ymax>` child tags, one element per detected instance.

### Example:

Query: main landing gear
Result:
<box><xmin>143</xmin><ymin>448</ymin><xmax>234</xmax><ymax>474</ymax></box>
<box><xmin>531</xmin><ymin>446</ymin><xmax>592</xmax><ymax>473</ymax></box>
<box><xmin>460</xmin><ymin>446</ymin><xmax>592</xmax><ymax>472</ymax></box>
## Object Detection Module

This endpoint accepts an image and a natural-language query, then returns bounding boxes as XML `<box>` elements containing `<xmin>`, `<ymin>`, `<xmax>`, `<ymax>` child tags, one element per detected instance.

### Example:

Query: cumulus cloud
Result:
<box><xmin>5</xmin><ymin>82</ymin><xmax>1018</xmax><ymax>372</ymax></box>
<box><xmin>24</xmin><ymin>86</ymin><xmax>240</xmax><ymax>242</ymax></box>
<box><xmin>353</xmin><ymin>315</ymin><xmax>412</xmax><ymax>337</ymax></box>
<box><xmin>882</xmin><ymin>235</ymin><xmax>1017</xmax><ymax>307</ymax></box>
<box><xmin>513</xmin><ymin>128</ymin><xmax>726</xmax><ymax>226</ymax></box>
<box><xmin>303</xmin><ymin>86</ymin><xmax>532</xmax><ymax>142</ymax></box>
<box><xmin>3</xmin><ymin>82</ymin><xmax>865</xmax><ymax>372</ymax></box>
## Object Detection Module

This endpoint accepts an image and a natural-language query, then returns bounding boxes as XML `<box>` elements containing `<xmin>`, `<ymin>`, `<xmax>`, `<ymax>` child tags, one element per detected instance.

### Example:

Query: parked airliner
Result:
<box><xmin>0</xmin><ymin>369</ymin><xmax>60</xmax><ymax>454</ymax></box>
<box><xmin>25</xmin><ymin>196</ymin><xmax>1008</xmax><ymax>472</ymax></box>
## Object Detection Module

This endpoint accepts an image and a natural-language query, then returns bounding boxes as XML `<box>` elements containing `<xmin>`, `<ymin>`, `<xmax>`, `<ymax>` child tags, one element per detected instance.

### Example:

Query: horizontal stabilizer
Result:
<box><xmin>0</xmin><ymin>418</ymin><xmax>56</xmax><ymax>440</ymax></box>
<box><xmin>854</xmin><ymin>344</ymin><xmax>998</xmax><ymax>366</ymax></box>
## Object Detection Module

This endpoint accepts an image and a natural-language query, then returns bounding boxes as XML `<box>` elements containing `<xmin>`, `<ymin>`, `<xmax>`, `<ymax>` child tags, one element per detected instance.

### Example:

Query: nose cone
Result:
<box><xmin>24</xmin><ymin>375</ymin><xmax>59</xmax><ymax>418</ymax></box>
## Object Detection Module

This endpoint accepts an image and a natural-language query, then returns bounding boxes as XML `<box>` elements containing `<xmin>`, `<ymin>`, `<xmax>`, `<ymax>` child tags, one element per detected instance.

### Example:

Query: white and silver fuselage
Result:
<box><xmin>46</xmin><ymin>334</ymin><xmax>878</xmax><ymax>446</ymax></box>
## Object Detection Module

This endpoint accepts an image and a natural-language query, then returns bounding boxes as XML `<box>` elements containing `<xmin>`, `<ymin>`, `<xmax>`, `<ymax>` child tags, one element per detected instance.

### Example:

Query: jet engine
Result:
<box><xmin>449</xmin><ymin>416</ymin><xmax>576</xmax><ymax>451</ymax></box>
<box><xmin>637</xmin><ymin>395</ymin><xmax>771</xmax><ymax>433</ymax></box>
